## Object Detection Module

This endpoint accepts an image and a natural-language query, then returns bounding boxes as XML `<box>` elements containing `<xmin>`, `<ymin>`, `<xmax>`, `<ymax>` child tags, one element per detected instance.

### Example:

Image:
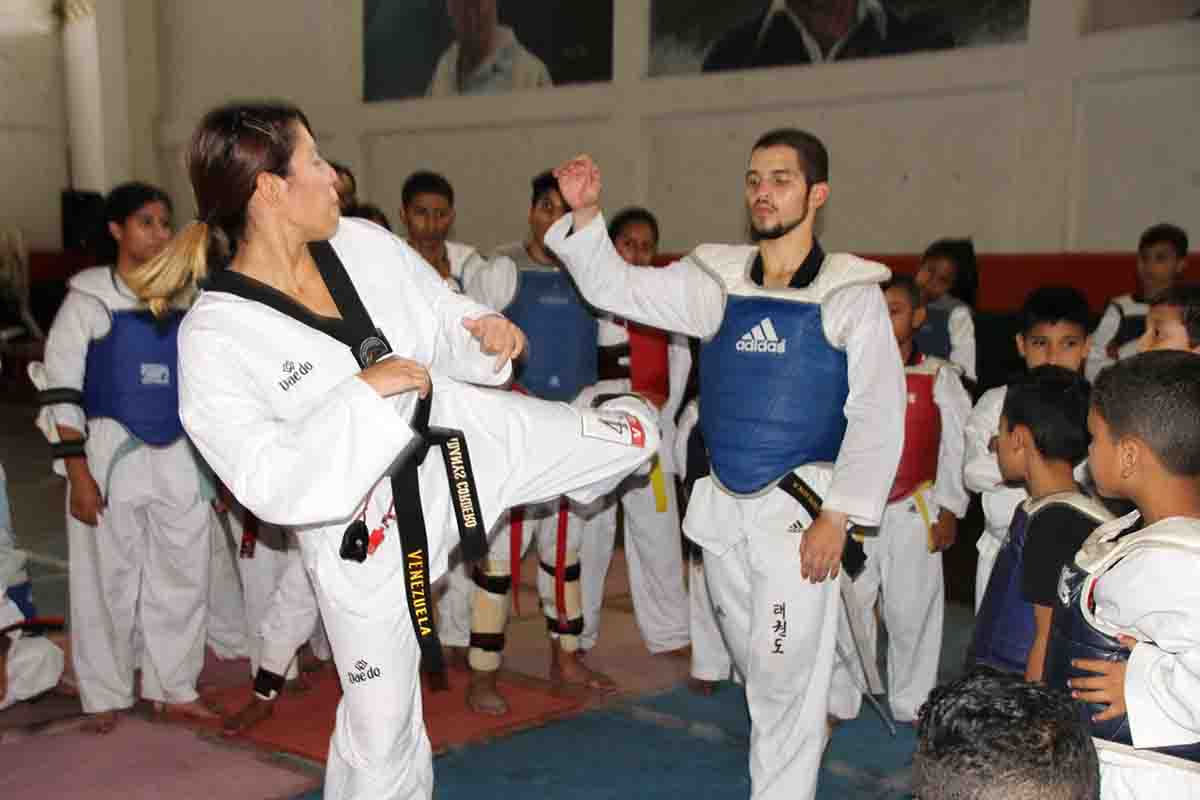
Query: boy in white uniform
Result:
<box><xmin>963</xmin><ymin>286</ymin><xmax>1092</xmax><ymax>610</ymax></box>
<box><xmin>842</xmin><ymin>274</ymin><xmax>970</xmax><ymax>723</ymax></box>
<box><xmin>549</xmin><ymin>130</ymin><xmax>905</xmax><ymax>800</ymax></box>
<box><xmin>1050</xmin><ymin>351</ymin><xmax>1200</xmax><ymax>798</ymax></box>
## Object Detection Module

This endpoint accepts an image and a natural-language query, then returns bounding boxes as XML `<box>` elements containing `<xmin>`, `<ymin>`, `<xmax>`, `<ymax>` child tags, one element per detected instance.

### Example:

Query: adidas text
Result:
<box><xmin>736</xmin><ymin>338</ymin><xmax>787</xmax><ymax>354</ymax></box>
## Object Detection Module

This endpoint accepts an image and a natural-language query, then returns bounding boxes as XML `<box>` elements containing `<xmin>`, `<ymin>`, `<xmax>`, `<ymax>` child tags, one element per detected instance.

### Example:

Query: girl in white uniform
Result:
<box><xmin>131</xmin><ymin>102</ymin><xmax>658</xmax><ymax>800</ymax></box>
<box><xmin>577</xmin><ymin>207</ymin><xmax>691</xmax><ymax>655</ymax></box>
<box><xmin>37</xmin><ymin>182</ymin><xmax>215</xmax><ymax>732</ymax></box>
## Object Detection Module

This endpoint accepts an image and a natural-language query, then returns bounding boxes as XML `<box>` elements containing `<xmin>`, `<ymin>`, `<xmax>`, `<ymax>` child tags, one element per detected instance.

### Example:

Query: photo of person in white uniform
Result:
<box><xmin>427</xmin><ymin>0</ymin><xmax>551</xmax><ymax>96</ymax></box>
<box><xmin>129</xmin><ymin>101</ymin><xmax>660</xmax><ymax>800</ymax></box>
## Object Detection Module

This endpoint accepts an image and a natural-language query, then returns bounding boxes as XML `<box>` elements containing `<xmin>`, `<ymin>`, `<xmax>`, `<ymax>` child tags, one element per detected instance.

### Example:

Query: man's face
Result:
<box><xmin>447</xmin><ymin>0</ymin><xmax>496</xmax><ymax>49</ymax></box>
<box><xmin>529</xmin><ymin>189</ymin><xmax>567</xmax><ymax>247</ymax></box>
<box><xmin>1139</xmin><ymin>303</ymin><xmax>1196</xmax><ymax>353</ymax></box>
<box><xmin>1016</xmin><ymin>321</ymin><xmax>1089</xmax><ymax>371</ymax></box>
<box><xmin>884</xmin><ymin>287</ymin><xmax>924</xmax><ymax>347</ymax></box>
<box><xmin>614</xmin><ymin>221</ymin><xmax>657</xmax><ymax>267</ymax></box>
<box><xmin>1086</xmin><ymin>407</ymin><xmax>1121</xmax><ymax>498</ymax></box>
<box><xmin>1137</xmin><ymin>241</ymin><xmax>1185</xmax><ymax>298</ymax></box>
<box><xmin>914</xmin><ymin>257</ymin><xmax>957</xmax><ymax>304</ymax></box>
<box><xmin>402</xmin><ymin>192</ymin><xmax>455</xmax><ymax>246</ymax></box>
<box><xmin>745</xmin><ymin>145</ymin><xmax>817</xmax><ymax>241</ymax></box>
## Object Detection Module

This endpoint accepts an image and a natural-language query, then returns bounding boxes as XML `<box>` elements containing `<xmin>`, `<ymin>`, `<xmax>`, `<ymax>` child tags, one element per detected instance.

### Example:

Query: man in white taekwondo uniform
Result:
<box><xmin>177</xmin><ymin>215</ymin><xmax>659</xmax><ymax>799</ymax></box>
<box><xmin>548</xmin><ymin>130</ymin><xmax>905</xmax><ymax>799</ymax></box>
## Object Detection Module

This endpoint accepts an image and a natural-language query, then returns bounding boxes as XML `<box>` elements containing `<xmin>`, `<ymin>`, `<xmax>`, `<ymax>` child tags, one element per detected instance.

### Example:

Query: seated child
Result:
<box><xmin>1139</xmin><ymin>283</ymin><xmax>1200</xmax><ymax>355</ymax></box>
<box><xmin>964</xmin><ymin>287</ymin><xmax>1092</xmax><ymax>611</ymax></box>
<box><xmin>1044</xmin><ymin>351</ymin><xmax>1200</xmax><ymax>799</ymax></box>
<box><xmin>845</xmin><ymin>274</ymin><xmax>971</xmax><ymax>722</ymax></box>
<box><xmin>2</xmin><ymin>545</ymin><xmax>65</xmax><ymax>711</ymax></box>
<box><xmin>1086</xmin><ymin>223</ymin><xmax>1189</xmax><ymax>380</ymax></box>
<box><xmin>913</xmin><ymin>667</ymin><xmax>1100</xmax><ymax>800</ymax></box>
<box><xmin>913</xmin><ymin>238</ymin><xmax>979</xmax><ymax>383</ymax></box>
<box><xmin>968</xmin><ymin>366</ymin><xmax>1110</xmax><ymax>680</ymax></box>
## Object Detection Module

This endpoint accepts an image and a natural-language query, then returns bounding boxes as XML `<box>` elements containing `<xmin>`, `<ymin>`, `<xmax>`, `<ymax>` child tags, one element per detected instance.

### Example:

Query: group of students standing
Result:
<box><xmin>0</xmin><ymin>95</ymin><xmax>1196</xmax><ymax>800</ymax></box>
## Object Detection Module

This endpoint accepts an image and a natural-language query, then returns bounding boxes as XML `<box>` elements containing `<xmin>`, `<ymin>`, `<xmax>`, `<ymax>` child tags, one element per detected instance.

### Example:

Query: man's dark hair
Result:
<box><xmin>608</xmin><ymin>206</ymin><xmax>660</xmax><ymax>245</ymax></box>
<box><xmin>913</xmin><ymin>668</ymin><xmax>1100</xmax><ymax>800</ymax></box>
<box><xmin>1138</xmin><ymin>222</ymin><xmax>1188</xmax><ymax>259</ymax></box>
<box><xmin>1002</xmin><ymin>365</ymin><xmax>1091</xmax><ymax>464</ymax></box>
<box><xmin>1149</xmin><ymin>283</ymin><xmax>1200</xmax><ymax>348</ymax></box>
<box><xmin>882</xmin><ymin>273</ymin><xmax>922</xmax><ymax>309</ymax></box>
<box><xmin>531</xmin><ymin>169</ymin><xmax>561</xmax><ymax>207</ymax></box>
<box><xmin>752</xmin><ymin>128</ymin><xmax>829</xmax><ymax>187</ymax></box>
<box><xmin>401</xmin><ymin>170</ymin><xmax>455</xmax><ymax>209</ymax></box>
<box><xmin>1019</xmin><ymin>286</ymin><xmax>1092</xmax><ymax>336</ymax></box>
<box><xmin>329</xmin><ymin>161</ymin><xmax>356</xmax><ymax>193</ymax></box>
<box><xmin>1092</xmin><ymin>350</ymin><xmax>1200</xmax><ymax>477</ymax></box>
<box><xmin>922</xmin><ymin>238</ymin><xmax>980</xmax><ymax>308</ymax></box>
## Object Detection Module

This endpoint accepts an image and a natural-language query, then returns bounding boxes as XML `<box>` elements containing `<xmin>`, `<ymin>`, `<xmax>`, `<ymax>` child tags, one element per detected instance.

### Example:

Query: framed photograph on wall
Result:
<box><xmin>649</xmin><ymin>1</ymin><xmax>1031</xmax><ymax>77</ymax></box>
<box><xmin>364</xmin><ymin>0</ymin><xmax>613</xmax><ymax>101</ymax></box>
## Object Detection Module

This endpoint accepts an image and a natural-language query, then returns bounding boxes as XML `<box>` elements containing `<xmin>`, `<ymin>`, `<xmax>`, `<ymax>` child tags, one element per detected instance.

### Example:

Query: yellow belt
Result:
<box><xmin>650</xmin><ymin>457</ymin><xmax>668</xmax><ymax>512</ymax></box>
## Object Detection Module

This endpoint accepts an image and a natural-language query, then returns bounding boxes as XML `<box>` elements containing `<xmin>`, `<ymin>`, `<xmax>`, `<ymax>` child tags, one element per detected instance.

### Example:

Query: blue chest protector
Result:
<box><xmin>82</xmin><ymin>309</ymin><xmax>184</xmax><ymax>446</ymax></box>
<box><xmin>968</xmin><ymin>505</ymin><xmax>1033</xmax><ymax>673</ymax></box>
<box><xmin>503</xmin><ymin>268</ymin><xmax>597</xmax><ymax>402</ymax></box>
<box><xmin>913</xmin><ymin>295</ymin><xmax>959</xmax><ymax>361</ymax></box>
<box><xmin>699</xmin><ymin>296</ymin><xmax>848</xmax><ymax>495</ymax></box>
<box><xmin>1045</xmin><ymin>548</ymin><xmax>1200</xmax><ymax>762</ymax></box>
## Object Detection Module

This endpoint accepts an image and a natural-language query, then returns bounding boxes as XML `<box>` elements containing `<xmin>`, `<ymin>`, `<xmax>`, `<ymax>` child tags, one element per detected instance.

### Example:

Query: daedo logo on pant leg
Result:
<box><xmin>347</xmin><ymin>658</ymin><xmax>382</xmax><ymax>684</ymax></box>
<box><xmin>735</xmin><ymin>317</ymin><xmax>787</xmax><ymax>354</ymax></box>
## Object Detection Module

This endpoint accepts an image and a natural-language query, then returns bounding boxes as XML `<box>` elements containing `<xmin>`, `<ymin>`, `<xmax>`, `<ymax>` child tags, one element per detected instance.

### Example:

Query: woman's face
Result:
<box><xmin>282</xmin><ymin>123</ymin><xmax>340</xmax><ymax>239</ymax></box>
<box><xmin>109</xmin><ymin>200</ymin><xmax>172</xmax><ymax>266</ymax></box>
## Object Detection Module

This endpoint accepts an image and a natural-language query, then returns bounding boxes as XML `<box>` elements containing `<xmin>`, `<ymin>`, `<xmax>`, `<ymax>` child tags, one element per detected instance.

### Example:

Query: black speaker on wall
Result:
<box><xmin>61</xmin><ymin>189</ymin><xmax>105</xmax><ymax>251</ymax></box>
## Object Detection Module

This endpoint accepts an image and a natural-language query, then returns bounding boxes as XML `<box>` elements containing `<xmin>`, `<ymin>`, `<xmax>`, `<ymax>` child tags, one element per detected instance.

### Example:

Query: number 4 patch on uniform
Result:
<box><xmin>581</xmin><ymin>411</ymin><xmax>646</xmax><ymax>448</ymax></box>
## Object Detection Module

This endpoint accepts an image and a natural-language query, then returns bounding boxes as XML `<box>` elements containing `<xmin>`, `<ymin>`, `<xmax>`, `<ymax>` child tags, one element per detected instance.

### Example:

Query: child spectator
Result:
<box><xmin>1086</xmin><ymin>223</ymin><xmax>1189</xmax><ymax>380</ymax></box>
<box><xmin>1045</xmin><ymin>351</ymin><xmax>1200</xmax><ymax>798</ymax></box>
<box><xmin>914</xmin><ymin>238</ymin><xmax>979</xmax><ymax>383</ymax></box>
<box><xmin>398</xmin><ymin>170</ymin><xmax>487</xmax><ymax>293</ymax></box>
<box><xmin>913</xmin><ymin>667</ymin><xmax>1100</xmax><ymax>800</ymax></box>
<box><xmin>968</xmin><ymin>366</ymin><xmax>1111</xmax><ymax>680</ymax></box>
<box><xmin>964</xmin><ymin>287</ymin><xmax>1092</xmax><ymax>610</ymax></box>
<box><xmin>1138</xmin><ymin>283</ymin><xmax>1200</xmax><ymax>355</ymax></box>
<box><xmin>843</xmin><ymin>274</ymin><xmax>971</xmax><ymax>722</ymax></box>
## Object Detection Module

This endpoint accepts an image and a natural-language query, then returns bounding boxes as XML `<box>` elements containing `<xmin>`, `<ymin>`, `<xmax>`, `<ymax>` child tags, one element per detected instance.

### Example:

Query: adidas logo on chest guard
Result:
<box><xmin>736</xmin><ymin>317</ymin><xmax>787</xmax><ymax>354</ymax></box>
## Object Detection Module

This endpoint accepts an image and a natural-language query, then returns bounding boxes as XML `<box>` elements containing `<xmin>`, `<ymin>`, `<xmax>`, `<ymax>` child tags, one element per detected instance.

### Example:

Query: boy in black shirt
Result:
<box><xmin>969</xmin><ymin>366</ymin><xmax>1111</xmax><ymax>680</ymax></box>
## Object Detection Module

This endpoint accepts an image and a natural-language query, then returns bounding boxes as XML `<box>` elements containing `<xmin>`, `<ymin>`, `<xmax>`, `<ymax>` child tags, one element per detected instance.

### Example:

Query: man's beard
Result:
<box><xmin>749</xmin><ymin>195</ymin><xmax>810</xmax><ymax>242</ymax></box>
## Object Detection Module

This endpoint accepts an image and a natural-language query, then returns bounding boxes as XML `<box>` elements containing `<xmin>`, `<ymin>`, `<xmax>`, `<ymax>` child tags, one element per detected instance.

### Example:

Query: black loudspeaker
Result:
<box><xmin>61</xmin><ymin>189</ymin><xmax>105</xmax><ymax>251</ymax></box>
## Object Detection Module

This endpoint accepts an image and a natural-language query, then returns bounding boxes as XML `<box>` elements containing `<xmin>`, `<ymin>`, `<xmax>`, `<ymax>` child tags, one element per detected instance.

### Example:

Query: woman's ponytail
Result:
<box><xmin>127</xmin><ymin>220</ymin><xmax>211</xmax><ymax>317</ymax></box>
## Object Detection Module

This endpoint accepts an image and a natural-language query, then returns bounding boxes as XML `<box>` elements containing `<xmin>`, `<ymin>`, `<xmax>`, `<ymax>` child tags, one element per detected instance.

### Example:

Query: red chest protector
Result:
<box><xmin>599</xmin><ymin>319</ymin><xmax>670</xmax><ymax>408</ymax></box>
<box><xmin>889</xmin><ymin>354</ymin><xmax>942</xmax><ymax>502</ymax></box>
<box><xmin>627</xmin><ymin>322</ymin><xmax>669</xmax><ymax>408</ymax></box>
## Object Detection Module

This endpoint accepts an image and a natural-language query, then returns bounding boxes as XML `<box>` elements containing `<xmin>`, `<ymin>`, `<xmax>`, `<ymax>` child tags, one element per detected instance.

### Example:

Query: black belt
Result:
<box><xmin>775</xmin><ymin>472</ymin><xmax>867</xmax><ymax>580</ymax></box>
<box><xmin>597</xmin><ymin>343</ymin><xmax>632</xmax><ymax>382</ymax></box>
<box><xmin>392</xmin><ymin>389</ymin><xmax>487</xmax><ymax>690</ymax></box>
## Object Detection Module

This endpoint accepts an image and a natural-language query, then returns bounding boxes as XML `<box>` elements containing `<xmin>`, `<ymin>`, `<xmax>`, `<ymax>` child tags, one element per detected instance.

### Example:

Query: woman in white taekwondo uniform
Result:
<box><xmin>548</xmin><ymin>132</ymin><xmax>906</xmax><ymax>800</ymax></box>
<box><xmin>130</xmin><ymin>102</ymin><xmax>658</xmax><ymax>800</ymax></box>
<box><xmin>35</xmin><ymin>182</ymin><xmax>215</xmax><ymax>733</ymax></box>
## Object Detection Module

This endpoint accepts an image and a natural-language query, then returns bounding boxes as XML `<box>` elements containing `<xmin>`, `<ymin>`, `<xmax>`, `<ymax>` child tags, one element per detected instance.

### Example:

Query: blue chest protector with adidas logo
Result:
<box><xmin>502</xmin><ymin>268</ymin><xmax>597</xmax><ymax>402</ymax></box>
<box><xmin>82</xmin><ymin>309</ymin><xmax>185</xmax><ymax>446</ymax></box>
<box><xmin>699</xmin><ymin>295</ymin><xmax>848</xmax><ymax>495</ymax></box>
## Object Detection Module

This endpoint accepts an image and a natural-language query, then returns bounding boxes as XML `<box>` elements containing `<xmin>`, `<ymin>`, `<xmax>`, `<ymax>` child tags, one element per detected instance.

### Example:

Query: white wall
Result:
<box><xmin>145</xmin><ymin>0</ymin><xmax>1200</xmax><ymax>254</ymax></box>
<box><xmin>0</xmin><ymin>25</ymin><xmax>68</xmax><ymax>248</ymax></box>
